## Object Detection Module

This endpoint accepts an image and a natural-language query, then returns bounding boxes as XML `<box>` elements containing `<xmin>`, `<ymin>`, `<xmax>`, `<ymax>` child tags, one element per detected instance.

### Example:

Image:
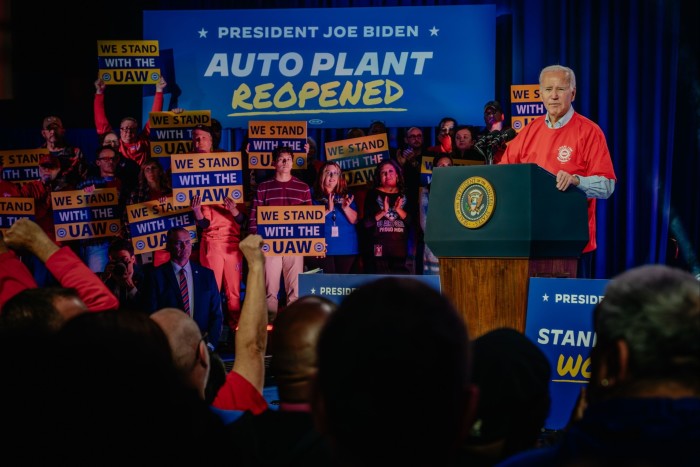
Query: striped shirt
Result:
<box><xmin>248</xmin><ymin>176</ymin><xmax>311</xmax><ymax>233</ymax></box>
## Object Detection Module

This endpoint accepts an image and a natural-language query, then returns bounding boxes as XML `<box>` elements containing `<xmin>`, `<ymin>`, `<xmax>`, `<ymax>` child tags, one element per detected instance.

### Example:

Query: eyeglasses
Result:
<box><xmin>120</xmin><ymin>127</ymin><xmax>137</xmax><ymax>133</ymax></box>
<box><xmin>324</xmin><ymin>171</ymin><xmax>340</xmax><ymax>177</ymax></box>
<box><xmin>407</xmin><ymin>134</ymin><xmax>422</xmax><ymax>139</ymax></box>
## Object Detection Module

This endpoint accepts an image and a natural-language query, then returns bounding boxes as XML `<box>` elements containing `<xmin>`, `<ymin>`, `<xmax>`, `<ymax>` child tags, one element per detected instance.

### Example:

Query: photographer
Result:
<box><xmin>102</xmin><ymin>239</ymin><xmax>143</xmax><ymax>310</ymax></box>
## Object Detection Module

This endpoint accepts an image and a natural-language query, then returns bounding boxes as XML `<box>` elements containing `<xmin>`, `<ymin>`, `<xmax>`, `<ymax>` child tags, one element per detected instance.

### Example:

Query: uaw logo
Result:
<box><xmin>557</xmin><ymin>145</ymin><xmax>573</xmax><ymax>163</ymax></box>
<box><xmin>454</xmin><ymin>176</ymin><xmax>495</xmax><ymax>229</ymax></box>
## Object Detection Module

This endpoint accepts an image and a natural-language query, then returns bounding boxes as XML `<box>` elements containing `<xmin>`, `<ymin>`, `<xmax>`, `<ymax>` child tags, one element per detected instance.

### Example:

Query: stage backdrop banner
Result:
<box><xmin>142</xmin><ymin>5</ymin><xmax>495</xmax><ymax>129</ymax></box>
<box><xmin>524</xmin><ymin>277</ymin><xmax>609</xmax><ymax>431</ymax></box>
<box><xmin>298</xmin><ymin>273</ymin><xmax>440</xmax><ymax>305</ymax></box>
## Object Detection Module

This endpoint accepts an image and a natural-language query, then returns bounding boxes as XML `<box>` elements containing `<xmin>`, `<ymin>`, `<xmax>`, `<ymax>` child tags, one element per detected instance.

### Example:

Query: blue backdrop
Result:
<box><xmin>142</xmin><ymin>6</ymin><xmax>495</xmax><ymax>129</ymax></box>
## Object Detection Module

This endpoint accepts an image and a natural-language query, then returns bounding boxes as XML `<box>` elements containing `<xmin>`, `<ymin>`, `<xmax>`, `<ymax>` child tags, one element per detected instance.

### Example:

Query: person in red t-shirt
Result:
<box><xmin>499</xmin><ymin>64</ymin><xmax>617</xmax><ymax>278</ymax></box>
<box><xmin>93</xmin><ymin>76</ymin><xmax>167</xmax><ymax>167</ymax></box>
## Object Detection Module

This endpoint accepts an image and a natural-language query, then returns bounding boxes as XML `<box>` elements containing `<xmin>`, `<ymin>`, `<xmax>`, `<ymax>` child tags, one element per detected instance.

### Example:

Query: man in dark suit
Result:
<box><xmin>142</xmin><ymin>227</ymin><xmax>223</xmax><ymax>350</ymax></box>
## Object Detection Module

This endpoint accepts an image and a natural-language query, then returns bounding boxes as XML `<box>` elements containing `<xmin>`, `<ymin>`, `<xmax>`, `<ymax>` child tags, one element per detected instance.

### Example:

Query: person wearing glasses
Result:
<box><xmin>76</xmin><ymin>145</ymin><xmax>136</xmax><ymax>273</ymax></box>
<box><xmin>93</xmin><ymin>76</ymin><xmax>168</xmax><ymax>166</ymax></box>
<box><xmin>395</xmin><ymin>126</ymin><xmax>426</xmax><ymax>169</ymax></box>
<box><xmin>305</xmin><ymin>161</ymin><xmax>359</xmax><ymax>274</ymax></box>
<box><xmin>99</xmin><ymin>130</ymin><xmax>140</xmax><ymax>185</ymax></box>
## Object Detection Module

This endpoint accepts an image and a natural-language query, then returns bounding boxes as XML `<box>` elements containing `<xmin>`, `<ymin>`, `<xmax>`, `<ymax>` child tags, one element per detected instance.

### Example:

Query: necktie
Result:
<box><xmin>179</xmin><ymin>269</ymin><xmax>191</xmax><ymax>317</ymax></box>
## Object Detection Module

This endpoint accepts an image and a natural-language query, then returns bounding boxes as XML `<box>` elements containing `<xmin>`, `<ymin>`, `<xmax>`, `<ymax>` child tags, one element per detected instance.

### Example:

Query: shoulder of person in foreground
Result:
<box><xmin>2</xmin><ymin>219</ymin><xmax>118</xmax><ymax>311</ymax></box>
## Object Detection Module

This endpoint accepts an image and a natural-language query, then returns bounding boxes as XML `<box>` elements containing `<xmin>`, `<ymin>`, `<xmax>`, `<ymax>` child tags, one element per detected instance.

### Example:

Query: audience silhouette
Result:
<box><xmin>312</xmin><ymin>277</ymin><xmax>477</xmax><ymax>467</ymax></box>
<box><xmin>226</xmin><ymin>295</ymin><xmax>336</xmax><ymax>466</ymax></box>
<box><xmin>498</xmin><ymin>264</ymin><xmax>700</xmax><ymax>467</ymax></box>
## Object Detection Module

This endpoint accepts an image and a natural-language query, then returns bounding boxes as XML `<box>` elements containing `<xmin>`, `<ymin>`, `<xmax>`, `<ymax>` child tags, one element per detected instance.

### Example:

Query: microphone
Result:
<box><xmin>491</xmin><ymin>127</ymin><xmax>517</xmax><ymax>146</ymax></box>
<box><xmin>474</xmin><ymin>128</ymin><xmax>517</xmax><ymax>164</ymax></box>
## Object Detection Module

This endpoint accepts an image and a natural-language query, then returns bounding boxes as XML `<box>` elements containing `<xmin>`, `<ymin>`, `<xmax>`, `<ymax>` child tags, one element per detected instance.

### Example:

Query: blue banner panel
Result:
<box><xmin>143</xmin><ymin>5</ymin><xmax>495</xmax><ymax>129</ymax></box>
<box><xmin>298</xmin><ymin>273</ymin><xmax>440</xmax><ymax>305</ymax></box>
<box><xmin>524</xmin><ymin>277</ymin><xmax>609</xmax><ymax>431</ymax></box>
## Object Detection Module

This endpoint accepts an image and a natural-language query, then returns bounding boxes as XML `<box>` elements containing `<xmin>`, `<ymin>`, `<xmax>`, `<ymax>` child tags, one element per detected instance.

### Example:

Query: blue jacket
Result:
<box><xmin>143</xmin><ymin>261</ymin><xmax>223</xmax><ymax>348</ymax></box>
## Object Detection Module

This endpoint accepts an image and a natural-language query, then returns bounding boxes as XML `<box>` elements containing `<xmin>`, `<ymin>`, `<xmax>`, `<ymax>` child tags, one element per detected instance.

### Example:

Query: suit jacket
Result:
<box><xmin>143</xmin><ymin>261</ymin><xmax>223</xmax><ymax>348</ymax></box>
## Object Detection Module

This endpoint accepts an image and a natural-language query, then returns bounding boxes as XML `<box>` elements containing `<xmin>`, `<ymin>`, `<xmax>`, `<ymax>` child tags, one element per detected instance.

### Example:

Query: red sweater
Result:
<box><xmin>0</xmin><ymin>247</ymin><xmax>119</xmax><ymax>313</ymax></box>
<box><xmin>212</xmin><ymin>370</ymin><xmax>268</xmax><ymax>414</ymax></box>
<box><xmin>500</xmin><ymin>113</ymin><xmax>616</xmax><ymax>252</ymax></box>
<box><xmin>248</xmin><ymin>177</ymin><xmax>311</xmax><ymax>234</ymax></box>
<box><xmin>94</xmin><ymin>91</ymin><xmax>164</xmax><ymax>166</ymax></box>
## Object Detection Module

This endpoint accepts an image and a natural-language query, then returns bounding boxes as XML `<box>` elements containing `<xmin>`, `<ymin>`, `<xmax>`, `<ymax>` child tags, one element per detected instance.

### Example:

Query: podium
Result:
<box><xmin>424</xmin><ymin>164</ymin><xmax>588</xmax><ymax>338</ymax></box>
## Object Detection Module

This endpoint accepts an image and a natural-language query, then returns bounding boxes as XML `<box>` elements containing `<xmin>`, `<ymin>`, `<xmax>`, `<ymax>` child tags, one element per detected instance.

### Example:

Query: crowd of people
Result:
<box><xmin>2</xmin><ymin>66</ymin><xmax>617</xmax><ymax>324</ymax></box>
<box><xmin>2</xmin><ymin>64</ymin><xmax>689</xmax><ymax>465</ymax></box>
<box><xmin>0</xmin><ymin>73</ymin><xmax>523</xmax><ymax>328</ymax></box>
<box><xmin>2</xmin><ymin>219</ymin><xmax>696</xmax><ymax>464</ymax></box>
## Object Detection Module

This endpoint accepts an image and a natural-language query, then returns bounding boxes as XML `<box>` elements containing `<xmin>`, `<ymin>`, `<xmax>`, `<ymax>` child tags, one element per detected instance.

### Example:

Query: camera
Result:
<box><xmin>111</xmin><ymin>261</ymin><xmax>128</xmax><ymax>276</ymax></box>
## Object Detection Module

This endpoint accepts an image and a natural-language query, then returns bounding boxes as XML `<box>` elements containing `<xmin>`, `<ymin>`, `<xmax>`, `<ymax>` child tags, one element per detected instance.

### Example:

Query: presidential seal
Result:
<box><xmin>454</xmin><ymin>176</ymin><xmax>495</xmax><ymax>229</ymax></box>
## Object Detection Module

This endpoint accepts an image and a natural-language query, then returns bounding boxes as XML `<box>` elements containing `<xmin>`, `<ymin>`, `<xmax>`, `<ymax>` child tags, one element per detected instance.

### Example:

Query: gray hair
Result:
<box><xmin>539</xmin><ymin>64</ymin><xmax>577</xmax><ymax>90</ymax></box>
<box><xmin>594</xmin><ymin>264</ymin><xmax>700</xmax><ymax>389</ymax></box>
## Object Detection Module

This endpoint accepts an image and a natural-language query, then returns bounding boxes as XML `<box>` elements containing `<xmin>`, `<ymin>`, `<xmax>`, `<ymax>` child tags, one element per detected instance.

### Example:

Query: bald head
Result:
<box><xmin>151</xmin><ymin>308</ymin><xmax>209</xmax><ymax>398</ymax></box>
<box><xmin>270</xmin><ymin>296</ymin><xmax>335</xmax><ymax>402</ymax></box>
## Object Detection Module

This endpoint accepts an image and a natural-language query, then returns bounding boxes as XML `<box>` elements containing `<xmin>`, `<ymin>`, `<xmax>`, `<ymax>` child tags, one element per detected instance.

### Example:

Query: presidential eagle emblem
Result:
<box><xmin>454</xmin><ymin>176</ymin><xmax>495</xmax><ymax>229</ymax></box>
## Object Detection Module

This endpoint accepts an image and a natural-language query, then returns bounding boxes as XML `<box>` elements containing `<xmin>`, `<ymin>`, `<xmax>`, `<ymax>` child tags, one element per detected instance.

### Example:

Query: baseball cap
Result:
<box><xmin>42</xmin><ymin>116</ymin><xmax>64</xmax><ymax>130</ymax></box>
<box><xmin>193</xmin><ymin>123</ymin><xmax>213</xmax><ymax>134</ymax></box>
<box><xmin>483</xmin><ymin>101</ymin><xmax>502</xmax><ymax>113</ymax></box>
<box><xmin>39</xmin><ymin>153</ymin><xmax>60</xmax><ymax>168</ymax></box>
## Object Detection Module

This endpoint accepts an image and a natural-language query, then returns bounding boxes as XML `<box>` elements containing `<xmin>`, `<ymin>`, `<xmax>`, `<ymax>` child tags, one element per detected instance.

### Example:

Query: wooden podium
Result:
<box><xmin>424</xmin><ymin>164</ymin><xmax>588</xmax><ymax>338</ymax></box>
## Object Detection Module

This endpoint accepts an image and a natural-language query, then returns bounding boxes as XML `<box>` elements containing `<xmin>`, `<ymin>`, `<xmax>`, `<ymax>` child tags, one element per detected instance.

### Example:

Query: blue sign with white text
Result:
<box><xmin>298</xmin><ymin>273</ymin><xmax>441</xmax><ymax>305</ymax></box>
<box><xmin>142</xmin><ymin>5</ymin><xmax>495</xmax><ymax>129</ymax></box>
<box><xmin>524</xmin><ymin>277</ymin><xmax>609</xmax><ymax>430</ymax></box>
